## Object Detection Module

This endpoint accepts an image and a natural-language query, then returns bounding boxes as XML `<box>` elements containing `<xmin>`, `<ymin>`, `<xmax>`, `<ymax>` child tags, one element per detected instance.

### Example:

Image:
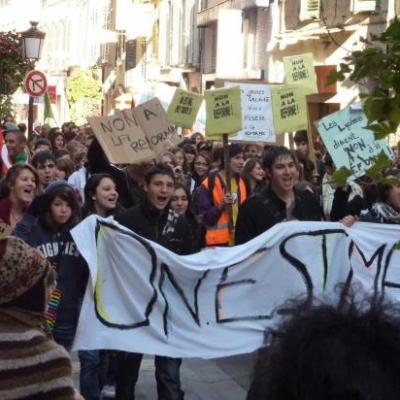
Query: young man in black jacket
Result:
<box><xmin>235</xmin><ymin>146</ymin><xmax>322</xmax><ymax>245</ymax></box>
<box><xmin>114</xmin><ymin>163</ymin><xmax>193</xmax><ymax>400</ymax></box>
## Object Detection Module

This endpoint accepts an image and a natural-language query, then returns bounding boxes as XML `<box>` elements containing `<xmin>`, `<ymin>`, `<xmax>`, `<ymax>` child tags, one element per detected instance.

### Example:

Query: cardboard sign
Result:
<box><xmin>283</xmin><ymin>53</ymin><xmax>318</xmax><ymax>94</ymax></box>
<box><xmin>133</xmin><ymin>98</ymin><xmax>181</xmax><ymax>155</ymax></box>
<box><xmin>205</xmin><ymin>86</ymin><xmax>242</xmax><ymax>138</ymax></box>
<box><xmin>271</xmin><ymin>84</ymin><xmax>308</xmax><ymax>134</ymax></box>
<box><xmin>88</xmin><ymin>110</ymin><xmax>155</xmax><ymax>164</ymax></box>
<box><xmin>316</xmin><ymin>106</ymin><xmax>395</xmax><ymax>178</ymax></box>
<box><xmin>225</xmin><ymin>82</ymin><xmax>276</xmax><ymax>142</ymax></box>
<box><xmin>167</xmin><ymin>88</ymin><xmax>203</xmax><ymax>128</ymax></box>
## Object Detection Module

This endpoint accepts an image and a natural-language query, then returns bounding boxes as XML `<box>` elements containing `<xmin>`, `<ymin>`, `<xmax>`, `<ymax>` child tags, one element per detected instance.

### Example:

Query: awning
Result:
<box><xmin>197</xmin><ymin>0</ymin><xmax>269</xmax><ymax>27</ymax></box>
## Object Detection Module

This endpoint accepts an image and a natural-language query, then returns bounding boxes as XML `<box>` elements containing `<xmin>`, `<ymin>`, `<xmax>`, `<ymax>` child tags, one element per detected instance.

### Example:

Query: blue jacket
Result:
<box><xmin>13</xmin><ymin>214</ymin><xmax>88</xmax><ymax>330</ymax></box>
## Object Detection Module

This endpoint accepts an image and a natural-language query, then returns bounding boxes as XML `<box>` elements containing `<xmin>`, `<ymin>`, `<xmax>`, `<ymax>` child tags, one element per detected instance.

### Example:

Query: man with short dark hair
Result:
<box><xmin>31</xmin><ymin>151</ymin><xmax>56</xmax><ymax>190</ymax></box>
<box><xmin>235</xmin><ymin>146</ymin><xmax>322</xmax><ymax>244</ymax></box>
<box><xmin>114</xmin><ymin>163</ymin><xmax>193</xmax><ymax>400</ymax></box>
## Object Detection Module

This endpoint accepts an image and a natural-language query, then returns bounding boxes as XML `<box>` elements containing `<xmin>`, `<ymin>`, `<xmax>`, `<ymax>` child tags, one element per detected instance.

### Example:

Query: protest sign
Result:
<box><xmin>283</xmin><ymin>53</ymin><xmax>318</xmax><ymax>94</ymax></box>
<box><xmin>167</xmin><ymin>88</ymin><xmax>203</xmax><ymax>129</ymax></box>
<box><xmin>224</xmin><ymin>82</ymin><xmax>276</xmax><ymax>142</ymax></box>
<box><xmin>133</xmin><ymin>98</ymin><xmax>181</xmax><ymax>156</ymax></box>
<box><xmin>205</xmin><ymin>86</ymin><xmax>242</xmax><ymax>138</ymax></box>
<box><xmin>270</xmin><ymin>84</ymin><xmax>308</xmax><ymax>134</ymax></box>
<box><xmin>88</xmin><ymin>111</ymin><xmax>155</xmax><ymax>164</ymax></box>
<box><xmin>72</xmin><ymin>217</ymin><xmax>400</xmax><ymax>358</ymax></box>
<box><xmin>316</xmin><ymin>106</ymin><xmax>395</xmax><ymax>178</ymax></box>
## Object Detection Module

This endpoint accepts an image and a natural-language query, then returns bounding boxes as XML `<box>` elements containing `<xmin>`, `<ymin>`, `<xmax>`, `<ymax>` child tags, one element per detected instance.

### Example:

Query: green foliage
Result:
<box><xmin>66</xmin><ymin>69</ymin><xmax>101</xmax><ymax>125</ymax></box>
<box><xmin>328</xmin><ymin>18</ymin><xmax>400</xmax><ymax>140</ymax></box>
<box><xmin>330</xmin><ymin>167</ymin><xmax>352</xmax><ymax>187</ymax></box>
<box><xmin>330</xmin><ymin>151</ymin><xmax>396</xmax><ymax>187</ymax></box>
<box><xmin>0</xmin><ymin>31</ymin><xmax>34</xmax><ymax>120</ymax></box>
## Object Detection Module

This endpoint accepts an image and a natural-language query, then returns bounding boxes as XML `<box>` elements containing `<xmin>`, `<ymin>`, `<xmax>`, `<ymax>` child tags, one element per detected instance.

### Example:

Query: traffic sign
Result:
<box><xmin>24</xmin><ymin>70</ymin><xmax>48</xmax><ymax>97</ymax></box>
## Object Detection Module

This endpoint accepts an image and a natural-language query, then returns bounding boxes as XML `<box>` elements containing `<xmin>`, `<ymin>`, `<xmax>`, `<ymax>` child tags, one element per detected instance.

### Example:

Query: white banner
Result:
<box><xmin>71</xmin><ymin>217</ymin><xmax>400</xmax><ymax>358</ymax></box>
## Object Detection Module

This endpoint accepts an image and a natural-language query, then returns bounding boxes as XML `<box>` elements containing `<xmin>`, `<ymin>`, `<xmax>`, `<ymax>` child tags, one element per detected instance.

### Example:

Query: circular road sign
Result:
<box><xmin>24</xmin><ymin>70</ymin><xmax>48</xmax><ymax>97</ymax></box>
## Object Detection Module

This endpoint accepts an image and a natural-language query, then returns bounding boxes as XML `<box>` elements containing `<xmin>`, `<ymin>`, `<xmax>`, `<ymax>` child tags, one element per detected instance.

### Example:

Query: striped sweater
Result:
<box><xmin>0</xmin><ymin>308</ymin><xmax>76</xmax><ymax>400</ymax></box>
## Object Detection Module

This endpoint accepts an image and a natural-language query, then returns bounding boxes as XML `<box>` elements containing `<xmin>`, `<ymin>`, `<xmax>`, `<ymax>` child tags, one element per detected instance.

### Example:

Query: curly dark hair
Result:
<box><xmin>248</xmin><ymin>296</ymin><xmax>400</xmax><ymax>400</ymax></box>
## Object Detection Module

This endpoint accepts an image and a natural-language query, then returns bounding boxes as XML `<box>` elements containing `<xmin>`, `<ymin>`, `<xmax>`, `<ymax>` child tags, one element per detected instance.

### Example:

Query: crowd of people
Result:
<box><xmin>1</xmin><ymin>113</ymin><xmax>400</xmax><ymax>400</ymax></box>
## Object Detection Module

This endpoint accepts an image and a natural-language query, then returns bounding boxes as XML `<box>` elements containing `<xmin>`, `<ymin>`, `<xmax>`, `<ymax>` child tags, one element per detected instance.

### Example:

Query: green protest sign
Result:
<box><xmin>270</xmin><ymin>84</ymin><xmax>308</xmax><ymax>134</ymax></box>
<box><xmin>283</xmin><ymin>53</ymin><xmax>318</xmax><ymax>94</ymax></box>
<box><xmin>316</xmin><ymin>106</ymin><xmax>395</xmax><ymax>179</ymax></box>
<box><xmin>205</xmin><ymin>86</ymin><xmax>242</xmax><ymax>138</ymax></box>
<box><xmin>167</xmin><ymin>88</ymin><xmax>203</xmax><ymax>128</ymax></box>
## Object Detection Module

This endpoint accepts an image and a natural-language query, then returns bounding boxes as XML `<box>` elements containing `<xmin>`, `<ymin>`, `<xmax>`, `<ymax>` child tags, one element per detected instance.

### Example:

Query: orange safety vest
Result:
<box><xmin>202</xmin><ymin>173</ymin><xmax>247</xmax><ymax>246</ymax></box>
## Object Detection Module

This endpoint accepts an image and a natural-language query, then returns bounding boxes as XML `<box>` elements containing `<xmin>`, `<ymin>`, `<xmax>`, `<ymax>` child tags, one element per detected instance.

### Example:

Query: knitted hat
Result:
<box><xmin>0</xmin><ymin>237</ymin><xmax>51</xmax><ymax>305</ymax></box>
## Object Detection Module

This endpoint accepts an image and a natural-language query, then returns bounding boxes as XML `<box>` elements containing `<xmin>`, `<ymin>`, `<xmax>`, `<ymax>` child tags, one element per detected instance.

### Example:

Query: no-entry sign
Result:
<box><xmin>24</xmin><ymin>70</ymin><xmax>48</xmax><ymax>97</ymax></box>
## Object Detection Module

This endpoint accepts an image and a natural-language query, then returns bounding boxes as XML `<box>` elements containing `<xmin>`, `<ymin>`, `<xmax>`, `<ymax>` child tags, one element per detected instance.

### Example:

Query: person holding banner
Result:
<box><xmin>235</xmin><ymin>146</ymin><xmax>322</xmax><ymax>244</ymax></box>
<box><xmin>196</xmin><ymin>144</ymin><xmax>248</xmax><ymax>246</ymax></box>
<box><xmin>114</xmin><ymin>163</ymin><xmax>193</xmax><ymax>400</ymax></box>
<box><xmin>79</xmin><ymin>173</ymin><xmax>121</xmax><ymax>400</ymax></box>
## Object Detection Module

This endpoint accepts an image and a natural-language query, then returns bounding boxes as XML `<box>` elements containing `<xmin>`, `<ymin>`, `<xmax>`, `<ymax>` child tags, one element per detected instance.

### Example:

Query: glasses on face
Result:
<box><xmin>194</xmin><ymin>161</ymin><xmax>208</xmax><ymax>167</ymax></box>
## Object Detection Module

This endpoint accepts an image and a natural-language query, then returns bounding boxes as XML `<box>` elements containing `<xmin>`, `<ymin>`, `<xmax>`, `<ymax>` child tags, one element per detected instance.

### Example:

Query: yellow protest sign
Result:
<box><xmin>205</xmin><ymin>86</ymin><xmax>242</xmax><ymax>138</ymax></box>
<box><xmin>283</xmin><ymin>53</ymin><xmax>318</xmax><ymax>94</ymax></box>
<box><xmin>271</xmin><ymin>84</ymin><xmax>308</xmax><ymax>134</ymax></box>
<box><xmin>167</xmin><ymin>88</ymin><xmax>203</xmax><ymax>128</ymax></box>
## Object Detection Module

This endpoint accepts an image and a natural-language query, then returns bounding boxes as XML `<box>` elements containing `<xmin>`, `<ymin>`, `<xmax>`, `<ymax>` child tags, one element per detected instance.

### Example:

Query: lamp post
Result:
<box><xmin>20</xmin><ymin>21</ymin><xmax>45</xmax><ymax>141</ymax></box>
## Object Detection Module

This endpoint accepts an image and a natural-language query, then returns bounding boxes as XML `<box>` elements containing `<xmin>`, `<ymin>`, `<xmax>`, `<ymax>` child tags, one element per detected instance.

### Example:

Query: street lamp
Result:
<box><xmin>20</xmin><ymin>21</ymin><xmax>46</xmax><ymax>140</ymax></box>
<box><xmin>21</xmin><ymin>22</ymin><xmax>46</xmax><ymax>60</ymax></box>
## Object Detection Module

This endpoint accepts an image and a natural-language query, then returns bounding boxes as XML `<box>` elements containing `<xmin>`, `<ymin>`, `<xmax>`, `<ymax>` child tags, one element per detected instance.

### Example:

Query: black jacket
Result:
<box><xmin>115</xmin><ymin>200</ymin><xmax>194</xmax><ymax>255</ymax></box>
<box><xmin>235</xmin><ymin>185</ymin><xmax>323</xmax><ymax>244</ymax></box>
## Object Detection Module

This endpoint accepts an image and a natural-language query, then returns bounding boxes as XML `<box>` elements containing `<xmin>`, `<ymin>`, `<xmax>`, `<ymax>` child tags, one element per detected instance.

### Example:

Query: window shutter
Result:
<box><xmin>299</xmin><ymin>0</ymin><xmax>320</xmax><ymax>21</ymax></box>
<box><xmin>351</xmin><ymin>0</ymin><xmax>379</xmax><ymax>13</ymax></box>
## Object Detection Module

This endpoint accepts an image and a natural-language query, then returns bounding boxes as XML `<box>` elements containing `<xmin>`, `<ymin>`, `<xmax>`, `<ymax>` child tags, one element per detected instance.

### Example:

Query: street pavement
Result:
<box><xmin>72</xmin><ymin>352</ymin><xmax>257</xmax><ymax>399</ymax></box>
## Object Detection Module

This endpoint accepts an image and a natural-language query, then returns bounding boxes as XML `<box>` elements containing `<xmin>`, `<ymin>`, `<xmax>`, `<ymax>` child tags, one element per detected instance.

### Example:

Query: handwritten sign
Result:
<box><xmin>271</xmin><ymin>84</ymin><xmax>308</xmax><ymax>134</ymax></box>
<box><xmin>316</xmin><ymin>106</ymin><xmax>395</xmax><ymax>178</ymax></box>
<box><xmin>167</xmin><ymin>88</ymin><xmax>203</xmax><ymax>128</ymax></box>
<box><xmin>283</xmin><ymin>53</ymin><xmax>318</xmax><ymax>94</ymax></box>
<box><xmin>88</xmin><ymin>110</ymin><xmax>155</xmax><ymax>164</ymax></box>
<box><xmin>205</xmin><ymin>86</ymin><xmax>242</xmax><ymax>138</ymax></box>
<box><xmin>133</xmin><ymin>98</ymin><xmax>181</xmax><ymax>156</ymax></box>
<box><xmin>224</xmin><ymin>82</ymin><xmax>276</xmax><ymax>142</ymax></box>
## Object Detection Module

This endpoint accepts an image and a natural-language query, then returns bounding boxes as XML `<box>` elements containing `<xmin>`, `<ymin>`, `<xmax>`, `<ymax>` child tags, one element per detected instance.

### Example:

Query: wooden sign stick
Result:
<box><xmin>222</xmin><ymin>133</ymin><xmax>234</xmax><ymax>239</ymax></box>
